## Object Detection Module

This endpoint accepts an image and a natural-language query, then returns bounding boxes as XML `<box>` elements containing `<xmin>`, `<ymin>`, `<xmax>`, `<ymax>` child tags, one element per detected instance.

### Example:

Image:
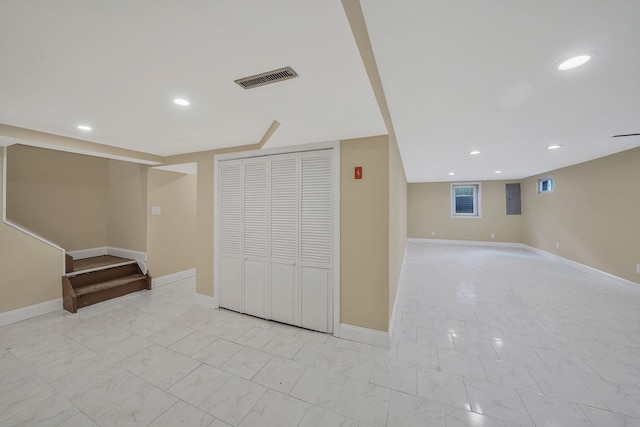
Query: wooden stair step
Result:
<box><xmin>74</xmin><ymin>274</ymin><xmax>147</xmax><ymax>296</ymax></box>
<box><xmin>63</xmin><ymin>257</ymin><xmax>152</xmax><ymax>313</ymax></box>
<box><xmin>68</xmin><ymin>263</ymin><xmax>141</xmax><ymax>288</ymax></box>
<box><xmin>67</xmin><ymin>255</ymin><xmax>137</xmax><ymax>277</ymax></box>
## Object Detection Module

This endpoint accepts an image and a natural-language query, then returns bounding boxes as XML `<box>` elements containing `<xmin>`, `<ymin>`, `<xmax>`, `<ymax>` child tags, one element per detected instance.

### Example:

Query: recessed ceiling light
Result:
<box><xmin>469</xmin><ymin>150</ymin><xmax>481</xmax><ymax>155</ymax></box>
<box><xmin>556</xmin><ymin>54</ymin><xmax>592</xmax><ymax>71</ymax></box>
<box><xmin>546</xmin><ymin>144</ymin><xmax>563</xmax><ymax>150</ymax></box>
<box><xmin>174</xmin><ymin>98</ymin><xmax>190</xmax><ymax>106</ymax></box>
<box><xmin>77</xmin><ymin>125</ymin><xmax>92</xmax><ymax>131</ymax></box>
<box><xmin>448</xmin><ymin>172</ymin><xmax>455</xmax><ymax>176</ymax></box>
<box><xmin>495</xmin><ymin>170</ymin><xmax>503</xmax><ymax>174</ymax></box>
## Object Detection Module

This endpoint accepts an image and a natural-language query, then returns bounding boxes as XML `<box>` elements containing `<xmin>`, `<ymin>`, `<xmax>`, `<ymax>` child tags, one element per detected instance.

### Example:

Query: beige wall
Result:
<box><xmin>190</xmin><ymin>152</ymin><xmax>232</xmax><ymax>296</ymax></box>
<box><xmin>146</xmin><ymin>169</ymin><xmax>197</xmax><ymax>278</ymax></box>
<box><xmin>408</xmin><ymin>180</ymin><xmax>523</xmax><ymax>243</ymax></box>
<box><xmin>341</xmin><ymin>135</ymin><xmax>390</xmax><ymax>332</ymax></box>
<box><xmin>522</xmin><ymin>147</ymin><xmax>640</xmax><ymax>284</ymax></box>
<box><xmin>6</xmin><ymin>144</ymin><xmax>109</xmax><ymax>251</ymax></box>
<box><xmin>108</xmin><ymin>160</ymin><xmax>148</xmax><ymax>251</ymax></box>
<box><xmin>163</xmin><ymin>147</ymin><xmax>248</xmax><ymax>297</ymax></box>
<box><xmin>196</xmin><ymin>154</ymin><xmax>215</xmax><ymax>296</ymax></box>
<box><xmin>388</xmin><ymin>134</ymin><xmax>407</xmax><ymax>323</ymax></box>
<box><xmin>1</xmin><ymin>148</ymin><xmax>62</xmax><ymax>313</ymax></box>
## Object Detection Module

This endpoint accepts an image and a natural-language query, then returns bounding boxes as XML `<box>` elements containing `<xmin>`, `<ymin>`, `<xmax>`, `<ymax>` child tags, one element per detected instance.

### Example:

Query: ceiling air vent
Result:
<box><xmin>234</xmin><ymin>66</ymin><xmax>298</xmax><ymax>89</ymax></box>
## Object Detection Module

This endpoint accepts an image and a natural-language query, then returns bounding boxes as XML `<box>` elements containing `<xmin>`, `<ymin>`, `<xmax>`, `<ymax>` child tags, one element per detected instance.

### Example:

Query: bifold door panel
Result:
<box><xmin>219</xmin><ymin>160</ymin><xmax>242</xmax><ymax>313</ymax></box>
<box><xmin>300</xmin><ymin>266</ymin><xmax>331</xmax><ymax>333</ymax></box>
<box><xmin>269</xmin><ymin>153</ymin><xmax>299</xmax><ymax>325</ymax></box>
<box><xmin>243</xmin><ymin>158</ymin><xmax>268</xmax><ymax>318</ymax></box>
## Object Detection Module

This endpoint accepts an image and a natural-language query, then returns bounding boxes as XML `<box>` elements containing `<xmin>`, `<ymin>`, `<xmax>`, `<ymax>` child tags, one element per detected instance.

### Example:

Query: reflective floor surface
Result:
<box><xmin>1</xmin><ymin>242</ymin><xmax>639</xmax><ymax>426</ymax></box>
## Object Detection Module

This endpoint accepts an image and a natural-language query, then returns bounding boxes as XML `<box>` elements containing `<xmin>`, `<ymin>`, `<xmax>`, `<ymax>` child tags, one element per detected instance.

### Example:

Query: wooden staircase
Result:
<box><xmin>62</xmin><ymin>255</ymin><xmax>152</xmax><ymax>313</ymax></box>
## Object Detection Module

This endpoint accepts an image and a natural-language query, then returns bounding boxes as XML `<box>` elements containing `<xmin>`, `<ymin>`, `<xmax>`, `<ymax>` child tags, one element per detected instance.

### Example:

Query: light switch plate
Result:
<box><xmin>151</xmin><ymin>206</ymin><xmax>161</xmax><ymax>215</ymax></box>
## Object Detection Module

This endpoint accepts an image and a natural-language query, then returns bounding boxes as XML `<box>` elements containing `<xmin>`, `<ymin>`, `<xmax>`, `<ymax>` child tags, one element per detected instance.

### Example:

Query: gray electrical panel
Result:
<box><xmin>506</xmin><ymin>183</ymin><xmax>521</xmax><ymax>215</ymax></box>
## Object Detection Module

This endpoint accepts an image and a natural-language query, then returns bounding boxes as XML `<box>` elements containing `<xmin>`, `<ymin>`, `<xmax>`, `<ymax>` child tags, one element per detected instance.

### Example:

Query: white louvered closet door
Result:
<box><xmin>243</xmin><ymin>157</ymin><xmax>269</xmax><ymax>318</ymax></box>
<box><xmin>217</xmin><ymin>148</ymin><xmax>334</xmax><ymax>333</ymax></box>
<box><xmin>269</xmin><ymin>153</ymin><xmax>299</xmax><ymax>325</ymax></box>
<box><xmin>218</xmin><ymin>159</ymin><xmax>243</xmax><ymax>312</ymax></box>
<box><xmin>300</xmin><ymin>150</ymin><xmax>333</xmax><ymax>333</ymax></box>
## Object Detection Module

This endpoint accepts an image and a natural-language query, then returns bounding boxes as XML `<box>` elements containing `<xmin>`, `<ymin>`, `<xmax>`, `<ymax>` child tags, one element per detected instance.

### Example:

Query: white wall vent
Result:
<box><xmin>234</xmin><ymin>67</ymin><xmax>298</xmax><ymax>89</ymax></box>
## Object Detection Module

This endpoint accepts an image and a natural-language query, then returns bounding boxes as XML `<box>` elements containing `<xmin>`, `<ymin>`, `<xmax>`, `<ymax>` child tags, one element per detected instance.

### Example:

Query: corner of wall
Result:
<box><xmin>340</xmin><ymin>135</ymin><xmax>390</xmax><ymax>332</ymax></box>
<box><xmin>108</xmin><ymin>160</ymin><xmax>148</xmax><ymax>252</ymax></box>
<box><xmin>146</xmin><ymin>168</ymin><xmax>197</xmax><ymax>278</ymax></box>
<box><xmin>387</xmin><ymin>133</ymin><xmax>407</xmax><ymax>329</ymax></box>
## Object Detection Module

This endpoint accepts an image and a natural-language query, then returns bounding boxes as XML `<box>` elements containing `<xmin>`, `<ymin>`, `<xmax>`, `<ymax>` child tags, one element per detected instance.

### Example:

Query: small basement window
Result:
<box><xmin>538</xmin><ymin>177</ymin><xmax>554</xmax><ymax>193</ymax></box>
<box><xmin>451</xmin><ymin>183</ymin><xmax>481</xmax><ymax>218</ymax></box>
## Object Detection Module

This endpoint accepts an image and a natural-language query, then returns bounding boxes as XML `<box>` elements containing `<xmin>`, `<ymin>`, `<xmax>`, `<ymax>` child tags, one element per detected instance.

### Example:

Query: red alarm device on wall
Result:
<box><xmin>355</xmin><ymin>166</ymin><xmax>363</xmax><ymax>180</ymax></box>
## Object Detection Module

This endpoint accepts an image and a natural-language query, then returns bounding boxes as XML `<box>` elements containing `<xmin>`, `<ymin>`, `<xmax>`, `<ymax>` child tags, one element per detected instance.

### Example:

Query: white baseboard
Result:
<box><xmin>408</xmin><ymin>237</ymin><xmax>523</xmax><ymax>248</ymax></box>
<box><xmin>521</xmin><ymin>245</ymin><xmax>640</xmax><ymax>294</ymax></box>
<box><xmin>389</xmin><ymin>242</ymin><xmax>408</xmax><ymax>341</ymax></box>
<box><xmin>409</xmin><ymin>238</ymin><xmax>639</xmax><ymax>293</ymax></box>
<box><xmin>107</xmin><ymin>246</ymin><xmax>146</xmax><ymax>260</ymax></box>
<box><xmin>195</xmin><ymin>292</ymin><xmax>219</xmax><ymax>308</ymax></box>
<box><xmin>0</xmin><ymin>298</ymin><xmax>62</xmax><ymax>327</ymax></box>
<box><xmin>67</xmin><ymin>247</ymin><xmax>108</xmax><ymax>259</ymax></box>
<box><xmin>67</xmin><ymin>247</ymin><xmax>145</xmax><ymax>262</ymax></box>
<box><xmin>335</xmin><ymin>323</ymin><xmax>390</xmax><ymax>349</ymax></box>
<box><xmin>153</xmin><ymin>268</ymin><xmax>196</xmax><ymax>288</ymax></box>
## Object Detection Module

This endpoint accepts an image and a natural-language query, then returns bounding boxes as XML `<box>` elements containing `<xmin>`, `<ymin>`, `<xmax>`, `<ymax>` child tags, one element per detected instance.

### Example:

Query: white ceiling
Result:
<box><xmin>0</xmin><ymin>0</ymin><xmax>385</xmax><ymax>156</ymax></box>
<box><xmin>362</xmin><ymin>0</ymin><xmax>640</xmax><ymax>181</ymax></box>
<box><xmin>1</xmin><ymin>1</ymin><xmax>639</xmax><ymax>182</ymax></box>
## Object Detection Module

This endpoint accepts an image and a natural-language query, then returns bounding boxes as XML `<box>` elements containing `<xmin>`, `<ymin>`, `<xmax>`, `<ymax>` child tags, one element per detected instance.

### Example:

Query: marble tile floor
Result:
<box><xmin>1</xmin><ymin>242</ymin><xmax>640</xmax><ymax>426</ymax></box>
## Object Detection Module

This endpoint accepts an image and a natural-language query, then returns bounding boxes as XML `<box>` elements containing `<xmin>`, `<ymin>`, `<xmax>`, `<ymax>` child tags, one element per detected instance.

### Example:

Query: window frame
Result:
<box><xmin>450</xmin><ymin>182</ymin><xmax>482</xmax><ymax>219</ymax></box>
<box><xmin>538</xmin><ymin>177</ymin><xmax>554</xmax><ymax>193</ymax></box>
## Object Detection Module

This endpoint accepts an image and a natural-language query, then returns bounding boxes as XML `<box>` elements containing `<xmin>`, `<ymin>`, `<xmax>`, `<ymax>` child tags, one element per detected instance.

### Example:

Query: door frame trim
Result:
<box><xmin>213</xmin><ymin>140</ymin><xmax>340</xmax><ymax>334</ymax></box>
